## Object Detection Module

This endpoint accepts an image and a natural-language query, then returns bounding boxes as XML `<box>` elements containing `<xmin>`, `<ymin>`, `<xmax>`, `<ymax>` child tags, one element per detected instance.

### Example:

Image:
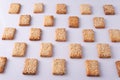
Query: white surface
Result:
<box><xmin>0</xmin><ymin>0</ymin><xmax>120</xmax><ymax>80</ymax></box>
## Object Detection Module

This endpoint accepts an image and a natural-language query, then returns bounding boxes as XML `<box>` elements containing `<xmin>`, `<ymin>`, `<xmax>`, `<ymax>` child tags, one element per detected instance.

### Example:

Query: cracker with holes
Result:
<box><xmin>33</xmin><ymin>3</ymin><xmax>44</xmax><ymax>13</ymax></box>
<box><xmin>19</xmin><ymin>15</ymin><xmax>31</xmax><ymax>26</ymax></box>
<box><xmin>82</xmin><ymin>29</ymin><xmax>94</xmax><ymax>42</ymax></box>
<box><xmin>40</xmin><ymin>43</ymin><xmax>53</xmax><ymax>57</ymax></box>
<box><xmin>93</xmin><ymin>17</ymin><xmax>105</xmax><ymax>28</ymax></box>
<box><xmin>69</xmin><ymin>16</ymin><xmax>79</xmax><ymax>28</ymax></box>
<box><xmin>69</xmin><ymin>43</ymin><xmax>82</xmax><ymax>58</ymax></box>
<box><xmin>52</xmin><ymin>59</ymin><xmax>66</xmax><ymax>75</ymax></box>
<box><xmin>103</xmin><ymin>5</ymin><xmax>115</xmax><ymax>15</ymax></box>
<box><xmin>44</xmin><ymin>15</ymin><xmax>54</xmax><ymax>26</ymax></box>
<box><xmin>97</xmin><ymin>43</ymin><xmax>111</xmax><ymax>58</ymax></box>
<box><xmin>109</xmin><ymin>29</ymin><xmax>120</xmax><ymax>42</ymax></box>
<box><xmin>80</xmin><ymin>4</ymin><xmax>91</xmax><ymax>15</ymax></box>
<box><xmin>23</xmin><ymin>58</ymin><xmax>38</xmax><ymax>75</ymax></box>
<box><xmin>12</xmin><ymin>42</ymin><xmax>27</xmax><ymax>57</ymax></box>
<box><xmin>29</xmin><ymin>28</ymin><xmax>42</xmax><ymax>41</ymax></box>
<box><xmin>9</xmin><ymin>3</ymin><xmax>21</xmax><ymax>14</ymax></box>
<box><xmin>55</xmin><ymin>28</ymin><xmax>67</xmax><ymax>42</ymax></box>
<box><xmin>85</xmin><ymin>60</ymin><xmax>100</xmax><ymax>76</ymax></box>
<box><xmin>2</xmin><ymin>27</ymin><xmax>16</xmax><ymax>40</ymax></box>
<box><xmin>0</xmin><ymin>57</ymin><xmax>7</xmax><ymax>73</ymax></box>
<box><xmin>56</xmin><ymin>4</ymin><xmax>67</xmax><ymax>14</ymax></box>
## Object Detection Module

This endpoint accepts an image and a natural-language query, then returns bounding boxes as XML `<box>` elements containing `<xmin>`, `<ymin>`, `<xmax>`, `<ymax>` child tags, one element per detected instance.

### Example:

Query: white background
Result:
<box><xmin>0</xmin><ymin>0</ymin><xmax>120</xmax><ymax>80</ymax></box>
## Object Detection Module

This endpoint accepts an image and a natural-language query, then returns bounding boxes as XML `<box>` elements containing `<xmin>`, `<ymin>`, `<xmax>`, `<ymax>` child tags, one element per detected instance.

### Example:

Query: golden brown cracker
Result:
<box><xmin>23</xmin><ymin>58</ymin><xmax>38</xmax><ymax>75</ymax></box>
<box><xmin>19</xmin><ymin>15</ymin><xmax>31</xmax><ymax>26</ymax></box>
<box><xmin>80</xmin><ymin>4</ymin><xmax>91</xmax><ymax>15</ymax></box>
<box><xmin>93</xmin><ymin>17</ymin><xmax>105</xmax><ymax>28</ymax></box>
<box><xmin>29</xmin><ymin>28</ymin><xmax>42</xmax><ymax>41</ymax></box>
<box><xmin>85</xmin><ymin>60</ymin><xmax>100</xmax><ymax>76</ymax></box>
<box><xmin>33</xmin><ymin>3</ymin><xmax>44</xmax><ymax>13</ymax></box>
<box><xmin>97</xmin><ymin>43</ymin><xmax>111</xmax><ymax>58</ymax></box>
<box><xmin>9</xmin><ymin>3</ymin><xmax>21</xmax><ymax>14</ymax></box>
<box><xmin>0</xmin><ymin>57</ymin><xmax>7</xmax><ymax>73</ymax></box>
<box><xmin>103</xmin><ymin>5</ymin><xmax>115</xmax><ymax>15</ymax></box>
<box><xmin>56</xmin><ymin>4</ymin><xmax>67</xmax><ymax>14</ymax></box>
<box><xmin>69</xmin><ymin>16</ymin><xmax>79</xmax><ymax>28</ymax></box>
<box><xmin>69</xmin><ymin>43</ymin><xmax>82</xmax><ymax>58</ymax></box>
<box><xmin>44</xmin><ymin>15</ymin><xmax>54</xmax><ymax>26</ymax></box>
<box><xmin>12</xmin><ymin>42</ymin><xmax>27</xmax><ymax>57</ymax></box>
<box><xmin>52</xmin><ymin>59</ymin><xmax>66</xmax><ymax>75</ymax></box>
<box><xmin>55</xmin><ymin>28</ymin><xmax>67</xmax><ymax>42</ymax></box>
<box><xmin>82</xmin><ymin>29</ymin><xmax>94</xmax><ymax>42</ymax></box>
<box><xmin>2</xmin><ymin>27</ymin><xmax>16</xmax><ymax>40</ymax></box>
<box><xmin>40</xmin><ymin>43</ymin><xmax>53</xmax><ymax>57</ymax></box>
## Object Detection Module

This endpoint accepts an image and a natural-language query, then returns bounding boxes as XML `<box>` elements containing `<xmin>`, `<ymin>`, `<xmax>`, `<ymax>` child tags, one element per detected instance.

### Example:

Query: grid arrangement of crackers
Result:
<box><xmin>1</xmin><ymin>2</ymin><xmax>120</xmax><ymax>79</ymax></box>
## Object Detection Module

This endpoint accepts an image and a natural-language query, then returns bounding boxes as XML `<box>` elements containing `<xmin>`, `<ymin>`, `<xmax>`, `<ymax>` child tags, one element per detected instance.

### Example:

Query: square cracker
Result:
<box><xmin>115</xmin><ymin>61</ymin><xmax>120</xmax><ymax>77</ymax></box>
<box><xmin>80</xmin><ymin>4</ymin><xmax>92</xmax><ymax>15</ymax></box>
<box><xmin>85</xmin><ymin>60</ymin><xmax>100</xmax><ymax>76</ymax></box>
<box><xmin>9</xmin><ymin>3</ymin><xmax>21</xmax><ymax>14</ymax></box>
<box><xmin>44</xmin><ymin>15</ymin><xmax>54</xmax><ymax>26</ymax></box>
<box><xmin>82</xmin><ymin>29</ymin><xmax>95</xmax><ymax>42</ymax></box>
<box><xmin>23</xmin><ymin>58</ymin><xmax>38</xmax><ymax>75</ymax></box>
<box><xmin>52</xmin><ymin>59</ymin><xmax>66</xmax><ymax>75</ymax></box>
<box><xmin>0</xmin><ymin>57</ymin><xmax>7</xmax><ymax>73</ymax></box>
<box><xmin>93</xmin><ymin>17</ymin><xmax>105</xmax><ymax>28</ymax></box>
<box><xmin>29</xmin><ymin>28</ymin><xmax>42</xmax><ymax>41</ymax></box>
<box><xmin>109</xmin><ymin>29</ymin><xmax>120</xmax><ymax>42</ymax></box>
<box><xmin>69</xmin><ymin>16</ymin><xmax>79</xmax><ymax>28</ymax></box>
<box><xmin>12</xmin><ymin>42</ymin><xmax>27</xmax><ymax>57</ymax></box>
<box><xmin>40</xmin><ymin>43</ymin><xmax>53</xmax><ymax>57</ymax></box>
<box><xmin>56</xmin><ymin>4</ymin><xmax>67</xmax><ymax>14</ymax></box>
<box><xmin>103</xmin><ymin>5</ymin><xmax>115</xmax><ymax>15</ymax></box>
<box><xmin>69</xmin><ymin>43</ymin><xmax>82</xmax><ymax>58</ymax></box>
<box><xmin>33</xmin><ymin>3</ymin><xmax>44</xmax><ymax>13</ymax></box>
<box><xmin>2</xmin><ymin>27</ymin><xmax>16</xmax><ymax>40</ymax></box>
<box><xmin>97</xmin><ymin>43</ymin><xmax>111</xmax><ymax>58</ymax></box>
<box><xmin>55</xmin><ymin>28</ymin><xmax>67</xmax><ymax>42</ymax></box>
<box><xmin>19</xmin><ymin>15</ymin><xmax>31</xmax><ymax>26</ymax></box>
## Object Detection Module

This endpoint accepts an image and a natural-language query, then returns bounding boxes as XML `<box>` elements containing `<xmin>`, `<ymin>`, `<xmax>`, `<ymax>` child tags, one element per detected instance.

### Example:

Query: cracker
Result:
<box><xmin>103</xmin><ymin>5</ymin><xmax>115</xmax><ymax>15</ymax></box>
<box><xmin>109</xmin><ymin>29</ymin><xmax>120</xmax><ymax>42</ymax></box>
<box><xmin>55</xmin><ymin>28</ymin><xmax>67</xmax><ymax>42</ymax></box>
<box><xmin>52</xmin><ymin>59</ymin><xmax>66</xmax><ymax>75</ymax></box>
<box><xmin>9</xmin><ymin>3</ymin><xmax>21</xmax><ymax>14</ymax></box>
<box><xmin>23</xmin><ymin>58</ymin><xmax>38</xmax><ymax>75</ymax></box>
<box><xmin>29</xmin><ymin>28</ymin><xmax>42</xmax><ymax>41</ymax></box>
<box><xmin>0</xmin><ymin>57</ymin><xmax>7</xmax><ymax>73</ymax></box>
<box><xmin>56</xmin><ymin>4</ymin><xmax>67</xmax><ymax>14</ymax></box>
<box><xmin>40</xmin><ymin>43</ymin><xmax>53</xmax><ymax>57</ymax></box>
<box><xmin>69</xmin><ymin>16</ymin><xmax>79</xmax><ymax>28</ymax></box>
<box><xmin>82</xmin><ymin>29</ymin><xmax>94</xmax><ymax>42</ymax></box>
<box><xmin>85</xmin><ymin>60</ymin><xmax>100</xmax><ymax>76</ymax></box>
<box><xmin>80</xmin><ymin>4</ymin><xmax>91</xmax><ymax>15</ymax></box>
<box><xmin>44</xmin><ymin>15</ymin><xmax>54</xmax><ymax>26</ymax></box>
<box><xmin>93</xmin><ymin>17</ymin><xmax>105</xmax><ymax>28</ymax></box>
<box><xmin>2</xmin><ymin>27</ymin><xmax>16</xmax><ymax>40</ymax></box>
<box><xmin>33</xmin><ymin>3</ymin><xmax>44</xmax><ymax>13</ymax></box>
<box><xmin>19</xmin><ymin>15</ymin><xmax>31</xmax><ymax>26</ymax></box>
<box><xmin>12</xmin><ymin>42</ymin><xmax>27</xmax><ymax>57</ymax></box>
<box><xmin>116</xmin><ymin>61</ymin><xmax>120</xmax><ymax>77</ymax></box>
<box><xmin>97</xmin><ymin>43</ymin><xmax>111</xmax><ymax>58</ymax></box>
<box><xmin>69</xmin><ymin>43</ymin><xmax>82</xmax><ymax>58</ymax></box>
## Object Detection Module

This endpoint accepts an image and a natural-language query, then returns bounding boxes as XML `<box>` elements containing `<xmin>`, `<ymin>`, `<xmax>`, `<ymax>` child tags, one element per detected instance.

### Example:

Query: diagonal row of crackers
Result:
<box><xmin>1</xmin><ymin>27</ymin><xmax>120</xmax><ymax>42</ymax></box>
<box><xmin>1</xmin><ymin>57</ymin><xmax>120</xmax><ymax>77</ymax></box>
<box><xmin>8</xmin><ymin>3</ymin><xmax>115</xmax><ymax>15</ymax></box>
<box><xmin>0</xmin><ymin>57</ymin><xmax>100</xmax><ymax>77</ymax></box>
<box><xmin>7</xmin><ymin>42</ymin><xmax>112</xmax><ymax>58</ymax></box>
<box><xmin>0</xmin><ymin>57</ymin><xmax>100</xmax><ymax>76</ymax></box>
<box><xmin>18</xmin><ymin>15</ymin><xmax>107</xmax><ymax>29</ymax></box>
